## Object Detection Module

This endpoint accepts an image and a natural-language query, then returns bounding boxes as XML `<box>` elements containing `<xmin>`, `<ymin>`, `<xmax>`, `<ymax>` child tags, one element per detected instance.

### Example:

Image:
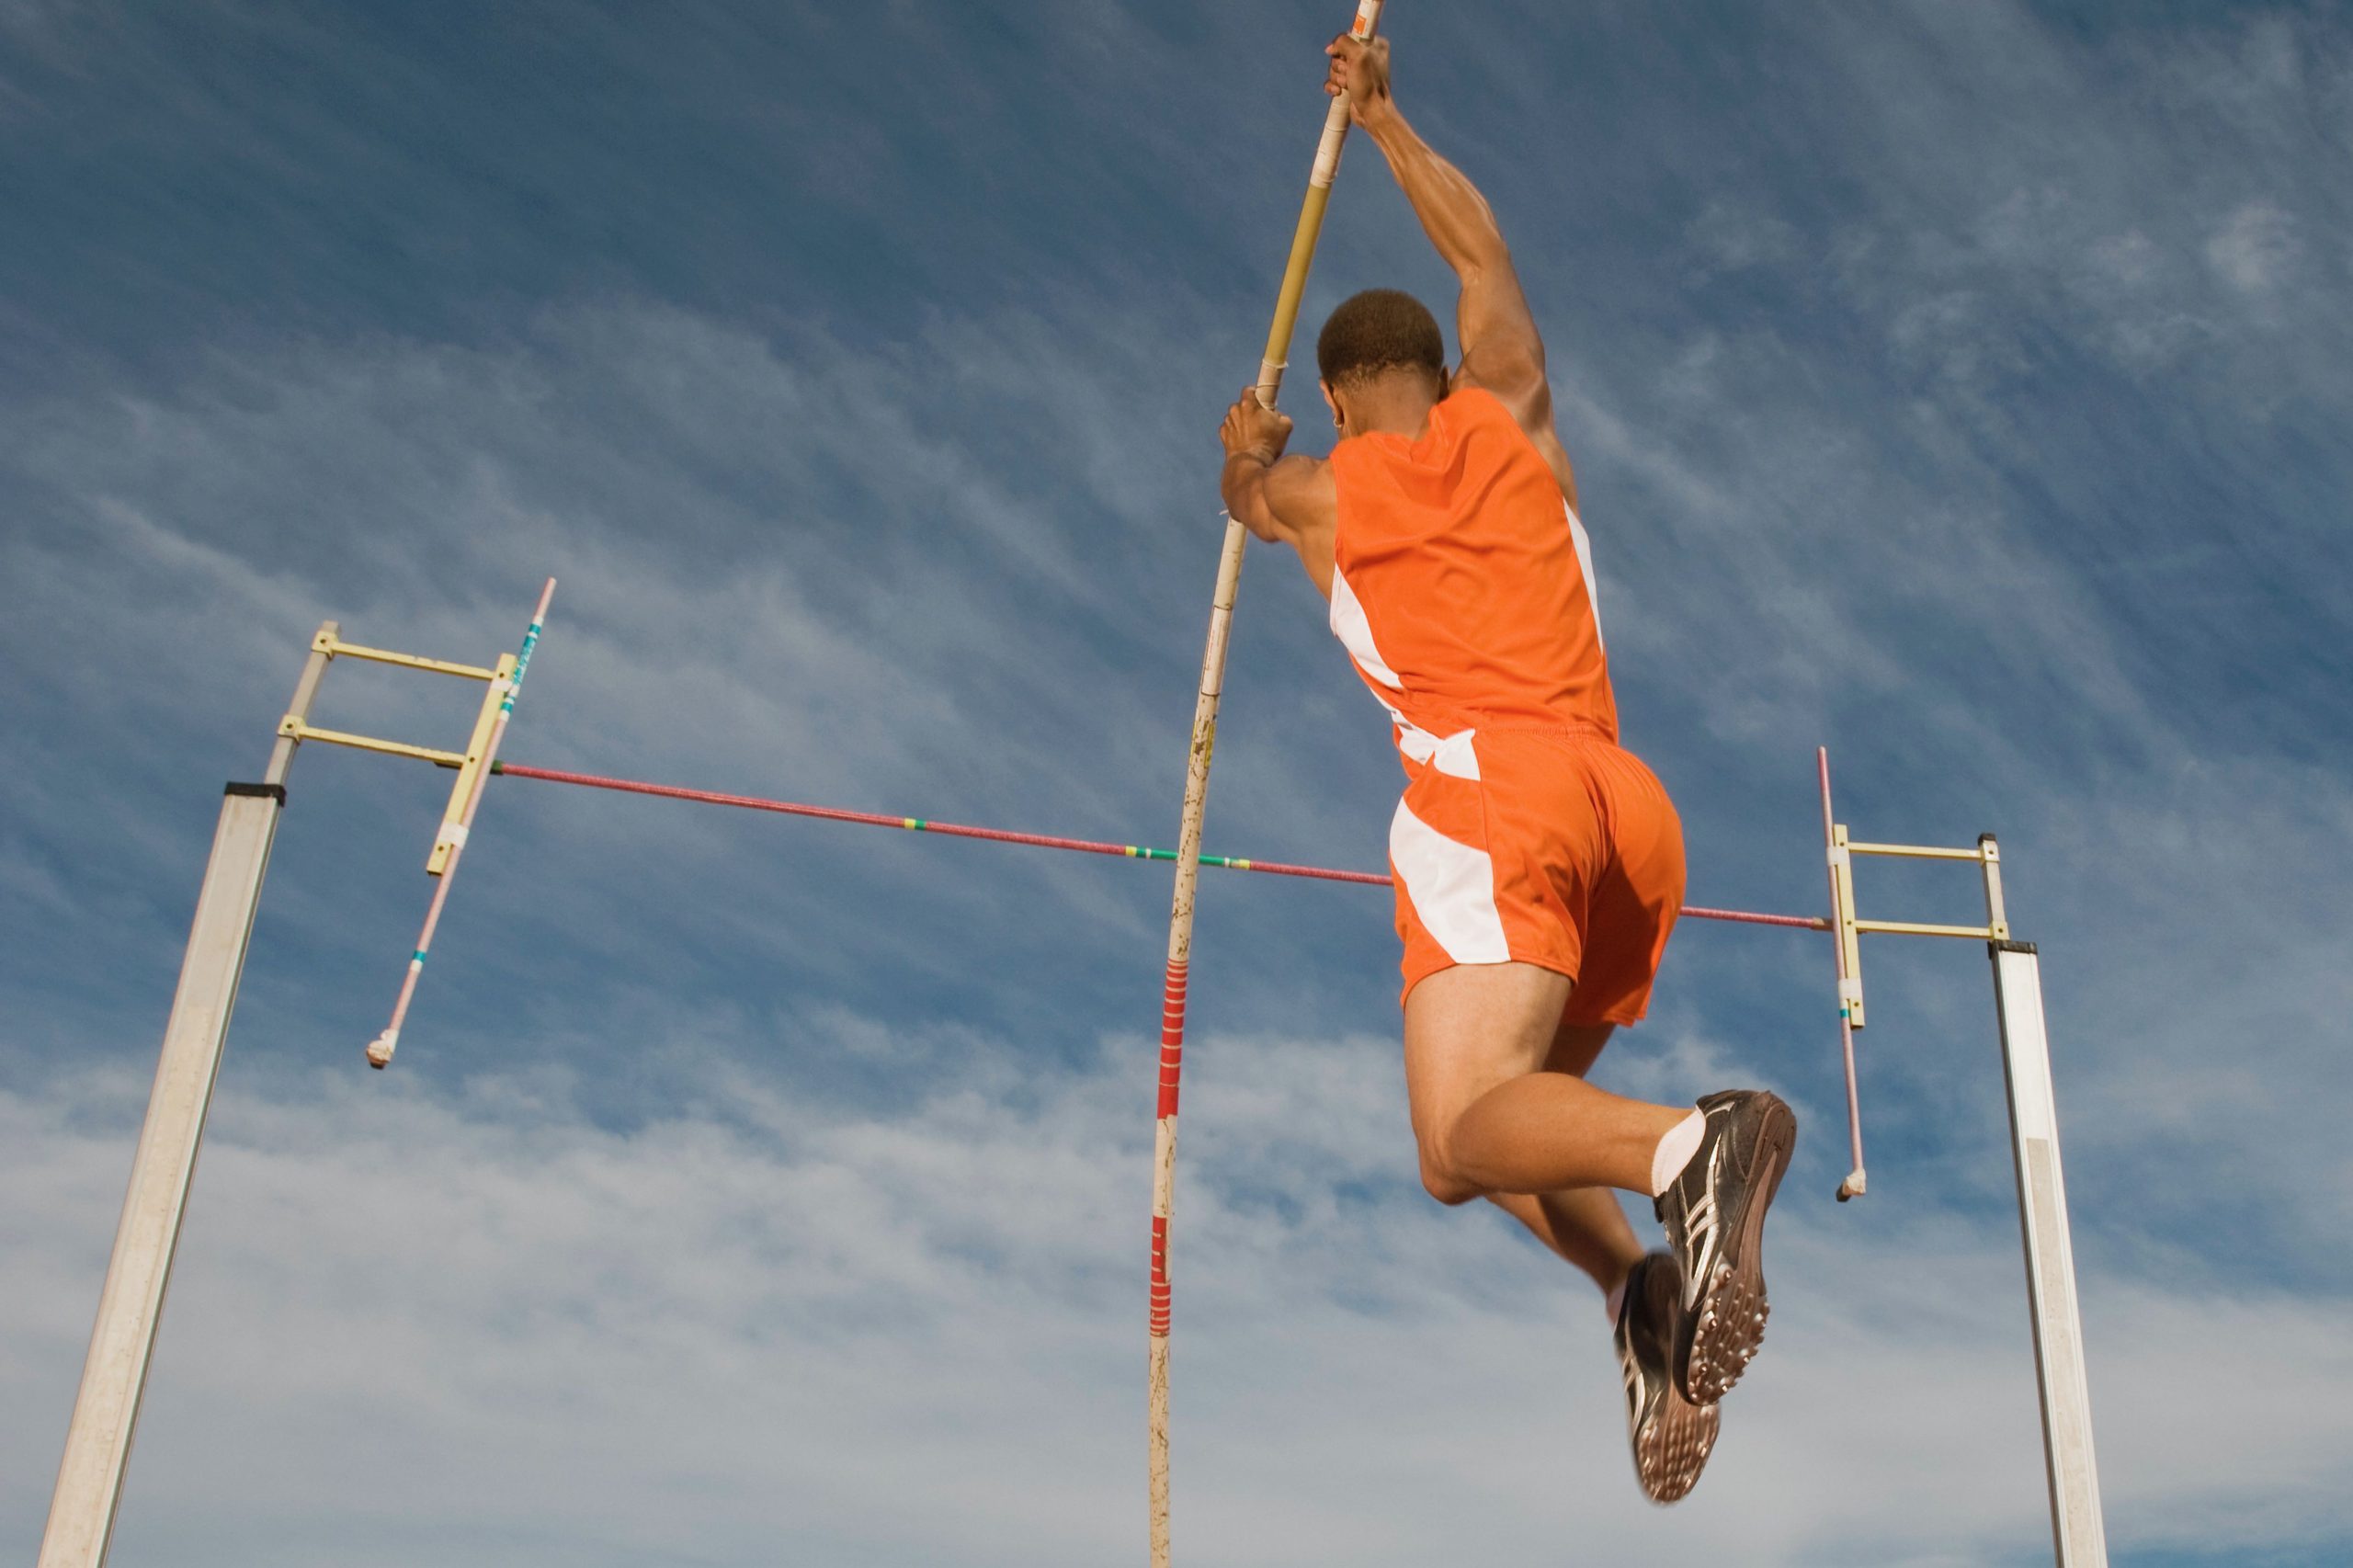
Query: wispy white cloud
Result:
<box><xmin>7</xmin><ymin>1028</ymin><xmax>2348</xmax><ymax>1566</ymax></box>
<box><xmin>2207</xmin><ymin>199</ymin><xmax>2301</xmax><ymax>296</ymax></box>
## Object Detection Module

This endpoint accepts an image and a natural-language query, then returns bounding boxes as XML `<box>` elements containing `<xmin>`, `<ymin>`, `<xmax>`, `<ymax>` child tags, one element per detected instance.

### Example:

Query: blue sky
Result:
<box><xmin>4</xmin><ymin>2</ymin><xmax>2349</xmax><ymax>1563</ymax></box>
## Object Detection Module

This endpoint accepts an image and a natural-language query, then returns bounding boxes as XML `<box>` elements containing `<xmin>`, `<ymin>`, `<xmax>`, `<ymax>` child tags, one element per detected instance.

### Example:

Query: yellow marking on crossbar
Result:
<box><xmin>1847</xmin><ymin>841</ymin><xmax>1987</xmax><ymax>862</ymax></box>
<box><xmin>314</xmin><ymin>631</ymin><xmax>499</xmax><ymax>682</ymax></box>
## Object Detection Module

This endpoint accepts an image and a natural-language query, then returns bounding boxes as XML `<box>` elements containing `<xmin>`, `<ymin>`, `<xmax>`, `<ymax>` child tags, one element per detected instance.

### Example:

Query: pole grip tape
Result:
<box><xmin>1157</xmin><ymin>960</ymin><xmax>1188</xmax><ymax>1119</ymax></box>
<box><xmin>1149</xmin><ymin>1214</ymin><xmax>1173</xmax><ymax>1335</ymax></box>
<box><xmin>1256</xmin><ymin>357</ymin><xmax>1286</xmax><ymax>405</ymax></box>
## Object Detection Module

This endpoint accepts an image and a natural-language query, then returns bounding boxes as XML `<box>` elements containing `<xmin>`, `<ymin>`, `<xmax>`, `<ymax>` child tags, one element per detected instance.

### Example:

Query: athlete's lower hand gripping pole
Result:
<box><xmin>365</xmin><ymin>578</ymin><xmax>556</xmax><ymax>1069</ymax></box>
<box><xmin>1149</xmin><ymin>6</ymin><xmax>1384</xmax><ymax>1564</ymax></box>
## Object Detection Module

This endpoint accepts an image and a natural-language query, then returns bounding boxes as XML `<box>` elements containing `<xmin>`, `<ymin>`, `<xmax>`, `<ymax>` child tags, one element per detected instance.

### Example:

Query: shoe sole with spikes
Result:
<box><xmin>1615</xmin><ymin>1251</ymin><xmax>1719</xmax><ymax>1503</ymax></box>
<box><xmin>1655</xmin><ymin>1089</ymin><xmax>1798</xmax><ymax>1405</ymax></box>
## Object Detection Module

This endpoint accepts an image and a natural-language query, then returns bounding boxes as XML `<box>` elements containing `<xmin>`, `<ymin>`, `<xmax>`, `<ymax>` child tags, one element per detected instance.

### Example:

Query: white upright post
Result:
<box><xmin>1981</xmin><ymin>836</ymin><xmax>2109</xmax><ymax>1568</ymax></box>
<box><xmin>38</xmin><ymin>625</ymin><xmax>335</xmax><ymax>1568</ymax></box>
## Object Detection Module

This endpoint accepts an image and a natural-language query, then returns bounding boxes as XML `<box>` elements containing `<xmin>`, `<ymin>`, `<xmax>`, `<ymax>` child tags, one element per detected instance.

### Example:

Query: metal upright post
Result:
<box><xmin>1980</xmin><ymin>836</ymin><xmax>2109</xmax><ymax>1567</ymax></box>
<box><xmin>38</xmin><ymin>624</ymin><xmax>336</xmax><ymax>1568</ymax></box>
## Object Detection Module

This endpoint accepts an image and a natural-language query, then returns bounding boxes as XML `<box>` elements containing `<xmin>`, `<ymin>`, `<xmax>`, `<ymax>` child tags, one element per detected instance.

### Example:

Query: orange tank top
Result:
<box><xmin>1326</xmin><ymin>386</ymin><xmax>1618</xmax><ymax>752</ymax></box>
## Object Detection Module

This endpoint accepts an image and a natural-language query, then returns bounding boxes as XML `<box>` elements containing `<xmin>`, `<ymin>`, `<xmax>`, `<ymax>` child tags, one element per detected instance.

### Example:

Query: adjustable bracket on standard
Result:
<box><xmin>278</xmin><ymin>627</ymin><xmax>518</xmax><ymax>875</ymax></box>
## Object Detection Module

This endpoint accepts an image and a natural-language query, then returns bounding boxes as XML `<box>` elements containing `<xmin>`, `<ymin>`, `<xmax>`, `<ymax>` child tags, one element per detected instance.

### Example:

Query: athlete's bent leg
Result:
<box><xmin>1404</xmin><ymin>971</ymin><xmax>1752</xmax><ymax>1499</ymax></box>
<box><xmin>1404</xmin><ymin>962</ymin><xmax>1690</xmax><ymax>1203</ymax></box>
<box><xmin>1482</xmin><ymin>1020</ymin><xmax>1645</xmax><ymax>1291</ymax></box>
<box><xmin>1488</xmin><ymin>1186</ymin><xmax>1644</xmax><ymax>1289</ymax></box>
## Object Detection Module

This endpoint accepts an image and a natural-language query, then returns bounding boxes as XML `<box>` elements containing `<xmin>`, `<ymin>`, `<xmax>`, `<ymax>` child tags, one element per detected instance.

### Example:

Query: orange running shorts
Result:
<box><xmin>1386</xmin><ymin>726</ymin><xmax>1685</xmax><ymax>1026</ymax></box>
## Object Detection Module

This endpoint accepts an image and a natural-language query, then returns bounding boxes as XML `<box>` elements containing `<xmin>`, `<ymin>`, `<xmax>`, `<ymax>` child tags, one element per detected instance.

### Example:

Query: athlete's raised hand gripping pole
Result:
<box><xmin>1146</xmin><ymin>6</ymin><xmax>1385</xmax><ymax>1564</ymax></box>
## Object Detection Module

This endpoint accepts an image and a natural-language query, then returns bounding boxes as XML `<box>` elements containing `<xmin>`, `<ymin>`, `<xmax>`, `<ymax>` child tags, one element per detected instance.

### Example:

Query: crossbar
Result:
<box><xmin>486</xmin><ymin>762</ymin><xmax>1831</xmax><ymax>931</ymax></box>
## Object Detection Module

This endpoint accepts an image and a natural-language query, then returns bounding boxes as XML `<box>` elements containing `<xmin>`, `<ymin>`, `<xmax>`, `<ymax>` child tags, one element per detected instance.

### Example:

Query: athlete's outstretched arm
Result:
<box><xmin>1218</xmin><ymin>387</ymin><xmax>1336</xmax><ymax>591</ymax></box>
<box><xmin>1326</xmin><ymin>37</ymin><xmax>1553</xmax><ymax>437</ymax></box>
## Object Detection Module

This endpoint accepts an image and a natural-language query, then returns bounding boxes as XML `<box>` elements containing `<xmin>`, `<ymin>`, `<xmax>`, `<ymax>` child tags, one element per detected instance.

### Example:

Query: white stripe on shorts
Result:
<box><xmin>1389</xmin><ymin>797</ymin><xmax>1510</xmax><ymax>964</ymax></box>
<box><xmin>1394</xmin><ymin>722</ymin><xmax>1482</xmax><ymax>779</ymax></box>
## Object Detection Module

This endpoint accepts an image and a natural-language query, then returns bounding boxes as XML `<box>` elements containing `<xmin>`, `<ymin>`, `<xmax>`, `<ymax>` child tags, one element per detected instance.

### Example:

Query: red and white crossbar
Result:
<box><xmin>489</xmin><ymin>763</ymin><xmax>1827</xmax><ymax>929</ymax></box>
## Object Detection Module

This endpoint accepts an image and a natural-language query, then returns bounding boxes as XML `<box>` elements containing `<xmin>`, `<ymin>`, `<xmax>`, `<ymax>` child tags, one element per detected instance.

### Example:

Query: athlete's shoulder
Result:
<box><xmin>1446</xmin><ymin>381</ymin><xmax>1576</xmax><ymax>507</ymax></box>
<box><xmin>1439</xmin><ymin>383</ymin><xmax>1517</xmax><ymax>424</ymax></box>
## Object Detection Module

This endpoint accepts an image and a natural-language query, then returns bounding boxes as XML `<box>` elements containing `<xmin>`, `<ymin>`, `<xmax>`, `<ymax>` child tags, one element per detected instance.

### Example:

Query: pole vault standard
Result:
<box><xmin>40</xmin><ymin>592</ymin><xmax>2108</xmax><ymax>1565</ymax></box>
<box><xmin>1817</xmin><ymin>759</ymin><xmax>2109</xmax><ymax>1566</ymax></box>
<box><xmin>31</xmin><ymin>644</ymin><xmax>328</xmax><ymax>1568</ymax></box>
<box><xmin>36</xmin><ymin>591</ymin><xmax>553</xmax><ymax>1568</ymax></box>
<box><xmin>1149</xmin><ymin>5</ymin><xmax>1384</xmax><ymax>1562</ymax></box>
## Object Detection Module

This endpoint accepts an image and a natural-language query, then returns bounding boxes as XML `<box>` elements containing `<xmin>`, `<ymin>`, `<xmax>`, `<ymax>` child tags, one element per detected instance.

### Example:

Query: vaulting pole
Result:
<box><xmin>1149</xmin><ymin>5</ymin><xmax>1384</xmax><ymax>1562</ymax></box>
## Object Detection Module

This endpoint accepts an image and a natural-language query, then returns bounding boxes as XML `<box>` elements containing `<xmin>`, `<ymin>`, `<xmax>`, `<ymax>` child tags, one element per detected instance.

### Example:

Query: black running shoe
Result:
<box><xmin>1654</xmin><ymin>1089</ymin><xmax>1798</xmax><ymax>1404</ymax></box>
<box><xmin>1614</xmin><ymin>1250</ymin><xmax>1718</xmax><ymax>1504</ymax></box>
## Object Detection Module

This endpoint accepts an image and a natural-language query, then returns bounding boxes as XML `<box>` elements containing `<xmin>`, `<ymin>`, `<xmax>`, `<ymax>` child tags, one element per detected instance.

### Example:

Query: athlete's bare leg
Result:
<box><xmin>1483</xmin><ymin>1021</ymin><xmax>1648</xmax><ymax>1293</ymax></box>
<box><xmin>1404</xmin><ymin>960</ymin><xmax>1688</xmax><ymax>1210</ymax></box>
<box><xmin>1490</xmin><ymin>1184</ymin><xmax>1644</xmax><ymax>1285</ymax></box>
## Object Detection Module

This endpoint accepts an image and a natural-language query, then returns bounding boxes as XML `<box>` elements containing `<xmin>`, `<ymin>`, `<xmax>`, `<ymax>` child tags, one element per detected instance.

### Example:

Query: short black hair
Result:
<box><xmin>1316</xmin><ymin>289</ymin><xmax>1445</xmax><ymax>390</ymax></box>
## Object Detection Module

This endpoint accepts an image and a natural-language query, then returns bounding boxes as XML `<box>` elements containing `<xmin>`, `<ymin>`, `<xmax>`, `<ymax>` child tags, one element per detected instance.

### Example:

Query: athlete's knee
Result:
<box><xmin>1417</xmin><ymin>1138</ymin><xmax>1485</xmax><ymax>1207</ymax></box>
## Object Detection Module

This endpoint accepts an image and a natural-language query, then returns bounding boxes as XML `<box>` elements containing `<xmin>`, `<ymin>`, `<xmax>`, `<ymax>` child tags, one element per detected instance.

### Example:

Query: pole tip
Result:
<box><xmin>1836</xmin><ymin>1170</ymin><xmax>1867</xmax><ymax>1202</ymax></box>
<box><xmin>366</xmin><ymin>1030</ymin><xmax>398</xmax><ymax>1069</ymax></box>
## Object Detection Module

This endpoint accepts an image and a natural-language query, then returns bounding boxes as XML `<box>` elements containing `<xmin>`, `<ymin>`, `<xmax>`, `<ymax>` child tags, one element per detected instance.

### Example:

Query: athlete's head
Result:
<box><xmin>1317</xmin><ymin>288</ymin><xmax>1446</xmax><ymax>435</ymax></box>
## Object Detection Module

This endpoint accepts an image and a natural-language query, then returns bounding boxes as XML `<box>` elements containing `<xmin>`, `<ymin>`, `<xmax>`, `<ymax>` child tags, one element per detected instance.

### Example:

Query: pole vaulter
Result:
<box><xmin>1146</xmin><ymin>5</ymin><xmax>1385</xmax><ymax>1562</ymax></box>
<box><xmin>1176</xmin><ymin>5</ymin><xmax>2110</xmax><ymax>1547</ymax></box>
